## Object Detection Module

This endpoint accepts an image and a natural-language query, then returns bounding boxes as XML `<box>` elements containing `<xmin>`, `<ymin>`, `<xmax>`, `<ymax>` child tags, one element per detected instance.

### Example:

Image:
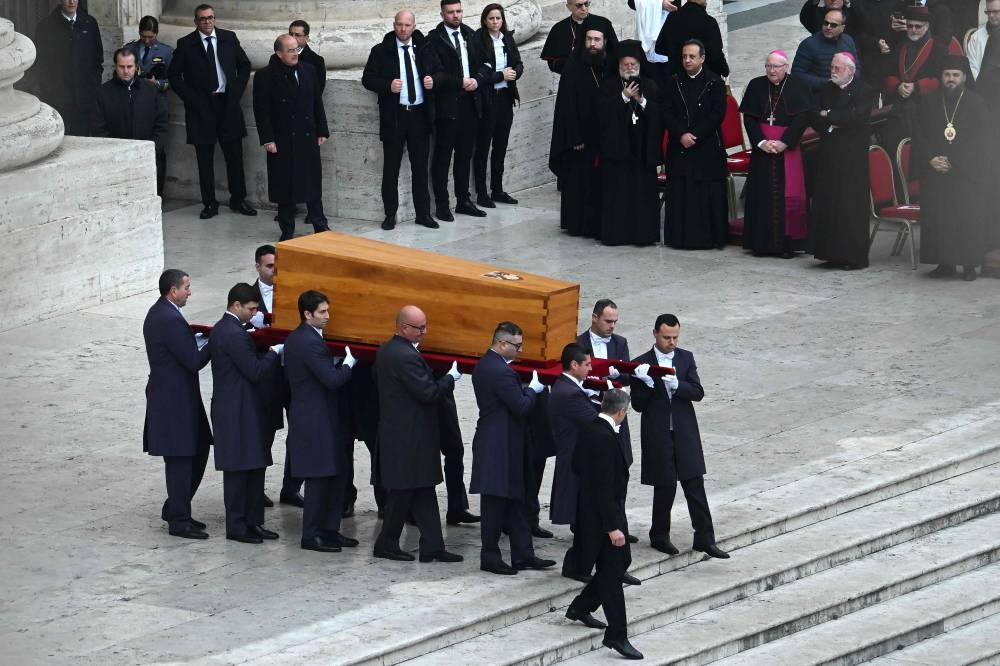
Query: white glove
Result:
<box><xmin>663</xmin><ymin>373</ymin><xmax>679</xmax><ymax>391</ymax></box>
<box><xmin>633</xmin><ymin>363</ymin><xmax>655</xmax><ymax>388</ymax></box>
<box><xmin>269</xmin><ymin>344</ymin><xmax>284</xmax><ymax>355</ymax></box>
<box><xmin>584</xmin><ymin>388</ymin><xmax>601</xmax><ymax>398</ymax></box>
<box><xmin>343</xmin><ymin>345</ymin><xmax>357</xmax><ymax>368</ymax></box>
<box><xmin>249</xmin><ymin>311</ymin><xmax>265</xmax><ymax>329</ymax></box>
<box><xmin>194</xmin><ymin>332</ymin><xmax>208</xmax><ymax>350</ymax></box>
<box><xmin>607</xmin><ymin>379</ymin><xmax>615</xmax><ymax>390</ymax></box>
<box><xmin>528</xmin><ymin>370</ymin><xmax>545</xmax><ymax>394</ymax></box>
<box><xmin>447</xmin><ymin>361</ymin><xmax>462</xmax><ymax>381</ymax></box>
<box><xmin>607</xmin><ymin>365</ymin><xmax>621</xmax><ymax>380</ymax></box>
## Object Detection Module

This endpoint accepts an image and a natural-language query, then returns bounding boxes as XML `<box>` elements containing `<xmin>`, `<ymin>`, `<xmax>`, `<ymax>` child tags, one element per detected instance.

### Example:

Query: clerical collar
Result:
<box><xmin>590</xmin><ymin>331</ymin><xmax>612</xmax><ymax>344</ymax></box>
<box><xmin>598</xmin><ymin>413</ymin><xmax>621</xmax><ymax>433</ymax></box>
<box><xmin>688</xmin><ymin>68</ymin><xmax>703</xmax><ymax>79</ymax></box>
<box><xmin>562</xmin><ymin>372</ymin><xmax>585</xmax><ymax>389</ymax></box>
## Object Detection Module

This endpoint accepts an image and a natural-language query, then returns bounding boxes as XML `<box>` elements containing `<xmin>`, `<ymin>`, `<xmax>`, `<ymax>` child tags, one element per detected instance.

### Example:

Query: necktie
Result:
<box><xmin>452</xmin><ymin>31</ymin><xmax>465</xmax><ymax>76</ymax></box>
<box><xmin>141</xmin><ymin>46</ymin><xmax>148</xmax><ymax>67</ymax></box>
<box><xmin>402</xmin><ymin>44</ymin><xmax>416</xmax><ymax>103</ymax></box>
<box><xmin>205</xmin><ymin>36</ymin><xmax>220</xmax><ymax>90</ymax></box>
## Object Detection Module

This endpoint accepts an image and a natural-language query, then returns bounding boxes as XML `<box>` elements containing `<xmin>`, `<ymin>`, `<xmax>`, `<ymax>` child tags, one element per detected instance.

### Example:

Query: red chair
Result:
<box><xmin>869</xmin><ymin>145</ymin><xmax>920</xmax><ymax>269</ymax></box>
<box><xmin>896</xmin><ymin>138</ymin><xmax>918</xmax><ymax>204</ymax></box>
<box><xmin>722</xmin><ymin>92</ymin><xmax>751</xmax><ymax>220</ymax></box>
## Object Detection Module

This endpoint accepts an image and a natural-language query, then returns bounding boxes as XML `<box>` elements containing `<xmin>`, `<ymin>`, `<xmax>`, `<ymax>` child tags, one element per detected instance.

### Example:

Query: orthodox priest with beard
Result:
<box><xmin>912</xmin><ymin>56</ymin><xmax>994</xmax><ymax>282</ymax></box>
<box><xmin>739</xmin><ymin>49</ymin><xmax>813</xmax><ymax>258</ymax></box>
<box><xmin>549</xmin><ymin>27</ymin><xmax>612</xmax><ymax>238</ymax></box>
<box><xmin>597</xmin><ymin>40</ymin><xmax>663</xmax><ymax>246</ymax></box>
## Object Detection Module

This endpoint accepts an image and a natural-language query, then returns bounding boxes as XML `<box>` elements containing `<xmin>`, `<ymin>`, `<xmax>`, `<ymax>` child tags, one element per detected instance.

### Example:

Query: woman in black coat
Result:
<box><xmin>473</xmin><ymin>4</ymin><xmax>524</xmax><ymax>208</ymax></box>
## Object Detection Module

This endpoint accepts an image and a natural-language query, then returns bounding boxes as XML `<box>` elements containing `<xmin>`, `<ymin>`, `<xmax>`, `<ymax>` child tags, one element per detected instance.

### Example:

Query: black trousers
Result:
<box><xmin>382</xmin><ymin>105</ymin><xmax>432</xmax><ymax>218</ymax></box>
<box><xmin>223</xmin><ymin>467</ymin><xmax>265</xmax><ymax>536</ymax></box>
<box><xmin>375</xmin><ymin>486</ymin><xmax>445</xmax><ymax>556</ymax></box>
<box><xmin>480</xmin><ymin>494</ymin><xmax>534</xmax><ymax>566</ymax></box>
<box><xmin>525</xmin><ymin>453</ymin><xmax>548</xmax><ymax>526</ymax></box>
<box><xmin>276</xmin><ymin>202</ymin><xmax>325</xmax><ymax>238</ymax></box>
<box><xmin>568</xmin><ymin>540</ymin><xmax>629</xmax><ymax>642</ymax></box>
<box><xmin>155</xmin><ymin>147</ymin><xmax>166</xmax><ymax>197</ymax></box>
<box><xmin>263</xmin><ymin>427</ymin><xmax>302</xmax><ymax>496</ymax></box>
<box><xmin>473</xmin><ymin>88</ymin><xmax>514</xmax><ymax>197</ymax></box>
<box><xmin>650</xmin><ymin>476</ymin><xmax>716</xmax><ymax>548</ymax></box>
<box><xmin>345</xmin><ymin>439</ymin><xmax>387</xmax><ymax>513</ymax></box>
<box><xmin>432</xmin><ymin>94</ymin><xmax>478</xmax><ymax>206</ymax></box>
<box><xmin>439</xmin><ymin>394</ymin><xmax>470</xmax><ymax>514</ymax></box>
<box><xmin>302</xmin><ymin>475</ymin><xmax>346</xmax><ymax>541</ymax></box>
<box><xmin>161</xmin><ymin>444</ymin><xmax>210</xmax><ymax>532</ymax></box>
<box><xmin>193</xmin><ymin>94</ymin><xmax>247</xmax><ymax>207</ymax></box>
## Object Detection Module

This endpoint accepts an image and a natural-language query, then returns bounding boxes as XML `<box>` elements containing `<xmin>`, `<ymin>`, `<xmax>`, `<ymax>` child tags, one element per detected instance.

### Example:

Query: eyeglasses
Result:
<box><xmin>402</xmin><ymin>322</ymin><xmax>428</xmax><ymax>332</ymax></box>
<box><xmin>822</xmin><ymin>21</ymin><xmax>842</xmax><ymax>28</ymax></box>
<box><xmin>501</xmin><ymin>339</ymin><xmax>524</xmax><ymax>351</ymax></box>
<box><xmin>905</xmin><ymin>23</ymin><xmax>927</xmax><ymax>29</ymax></box>
<box><xmin>196</xmin><ymin>15</ymin><xmax>215</xmax><ymax>22</ymax></box>
<box><xmin>764</xmin><ymin>63</ymin><xmax>786</xmax><ymax>69</ymax></box>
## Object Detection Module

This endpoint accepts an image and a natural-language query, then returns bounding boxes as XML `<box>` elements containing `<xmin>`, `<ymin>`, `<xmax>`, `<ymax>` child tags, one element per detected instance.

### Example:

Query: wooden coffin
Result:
<box><xmin>272</xmin><ymin>232</ymin><xmax>580</xmax><ymax>362</ymax></box>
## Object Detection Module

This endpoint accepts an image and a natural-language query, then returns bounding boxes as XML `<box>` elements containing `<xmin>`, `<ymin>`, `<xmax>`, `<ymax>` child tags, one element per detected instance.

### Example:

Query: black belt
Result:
<box><xmin>400</xmin><ymin>103</ymin><xmax>423</xmax><ymax>111</ymax></box>
<box><xmin>211</xmin><ymin>91</ymin><xmax>227</xmax><ymax>96</ymax></box>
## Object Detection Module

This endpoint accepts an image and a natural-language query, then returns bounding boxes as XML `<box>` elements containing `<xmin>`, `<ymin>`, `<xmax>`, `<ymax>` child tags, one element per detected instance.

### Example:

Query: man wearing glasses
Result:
<box><xmin>966</xmin><ymin>0</ymin><xmax>1000</xmax><ymax>83</ymax></box>
<box><xmin>541</xmin><ymin>0</ymin><xmax>619</xmax><ymax>74</ymax></box>
<box><xmin>791</xmin><ymin>8</ymin><xmax>859</xmax><ymax>92</ymax></box>
<box><xmin>168</xmin><ymin>3</ymin><xmax>257</xmax><ymax>221</ymax></box>
<box><xmin>881</xmin><ymin>6</ymin><xmax>943</xmax><ymax>144</ymax></box>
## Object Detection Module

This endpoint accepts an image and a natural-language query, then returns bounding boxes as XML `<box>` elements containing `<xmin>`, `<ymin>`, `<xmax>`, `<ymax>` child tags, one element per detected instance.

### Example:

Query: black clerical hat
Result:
<box><xmin>616</xmin><ymin>39</ymin><xmax>646</xmax><ymax>64</ymax></box>
<box><xmin>904</xmin><ymin>6</ymin><xmax>930</xmax><ymax>22</ymax></box>
<box><xmin>940</xmin><ymin>54</ymin><xmax>971</xmax><ymax>77</ymax></box>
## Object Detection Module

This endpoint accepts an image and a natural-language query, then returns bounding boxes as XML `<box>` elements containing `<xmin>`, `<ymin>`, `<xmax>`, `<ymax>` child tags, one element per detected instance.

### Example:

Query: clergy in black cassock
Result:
<box><xmin>597</xmin><ymin>40</ymin><xmax>663</xmax><ymax>246</ymax></box>
<box><xmin>662</xmin><ymin>39</ymin><xmax>728</xmax><ymax>250</ymax></box>
<box><xmin>808</xmin><ymin>52</ymin><xmax>874</xmax><ymax>270</ymax></box>
<box><xmin>912</xmin><ymin>56</ymin><xmax>995</xmax><ymax>281</ymax></box>
<box><xmin>549</xmin><ymin>26</ymin><xmax>613</xmax><ymax>238</ymax></box>
<box><xmin>540</xmin><ymin>1</ymin><xmax>618</xmax><ymax>74</ymax></box>
<box><xmin>739</xmin><ymin>50</ymin><xmax>813</xmax><ymax>257</ymax></box>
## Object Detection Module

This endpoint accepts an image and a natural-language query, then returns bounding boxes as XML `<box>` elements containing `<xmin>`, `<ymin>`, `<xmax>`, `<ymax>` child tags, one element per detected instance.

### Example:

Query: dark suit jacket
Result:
<box><xmin>361</xmin><ymin>30</ymin><xmax>442</xmax><ymax>141</ymax></box>
<box><xmin>92</xmin><ymin>76</ymin><xmax>169</xmax><ymax>151</ymax></box>
<box><xmin>426</xmin><ymin>22</ymin><xmax>488</xmax><ymax>119</ymax></box>
<box><xmin>474</xmin><ymin>28</ymin><xmax>524</xmax><ymax>105</ymax></box>
<box><xmin>142</xmin><ymin>297</ymin><xmax>212</xmax><ymax>457</ymax></box>
<box><xmin>469</xmin><ymin>349</ymin><xmax>537</xmax><ymax>499</ymax></box>
<box><xmin>572</xmin><ymin>416</ymin><xmax>630</xmax><ymax>573</ymax></box>
<box><xmin>630</xmin><ymin>347</ymin><xmax>706</xmax><ymax>486</ymax></box>
<box><xmin>208</xmin><ymin>313</ymin><xmax>279</xmax><ymax>470</ymax></box>
<box><xmin>251</xmin><ymin>279</ymin><xmax>285</xmax><ymax>433</ymax></box>
<box><xmin>577</xmin><ymin>330</ymin><xmax>633</xmax><ymax>466</ymax></box>
<box><xmin>374</xmin><ymin>335</ymin><xmax>454</xmax><ymax>489</ymax></box>
<box><xmin>168</xmin><ymin>27</ymin><xmax>252</xmax><ymax>144</ymax></box>
<box><xmin>298</xmin><ymin>44</ymin><xmax>327</xmax><ymax>92</ymax></box>
<box><xmin>548</xmin><ymin>374</ymin><xmax>599</xmax><ymax>524</ymax></box>
<box><xmin>284</xmin><ymin>322</ymin><xmax>353</xmax><ymax>478</ymax></box>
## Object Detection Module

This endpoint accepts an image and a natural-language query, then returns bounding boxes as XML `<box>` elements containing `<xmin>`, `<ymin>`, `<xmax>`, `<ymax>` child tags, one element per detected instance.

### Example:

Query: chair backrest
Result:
<box><xmin>868</xmin><ymin>145</ymin><xmax>898</xmax><ymax>210</ymax></box>
<box><xmin>896</xmin><ymin>138</ymin><xmax>919</xmax><ymax>204</ymax></box>
<box><xmin>964</xmin><ymin>27</ymin><xmax>977</xmax><ymax>55</ymax></box>
<box><xmin>721</xmin><ymin>94</ymin><xmax>746</xmax><ymax>152</ymax></box>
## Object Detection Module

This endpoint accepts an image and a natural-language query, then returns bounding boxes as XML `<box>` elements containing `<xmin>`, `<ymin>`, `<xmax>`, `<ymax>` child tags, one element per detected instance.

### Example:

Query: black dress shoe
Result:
<box><xmin>963</xmin><ymin>266</ymin><xmax>978</xmax><ymax>281</ymax></box>
<box><xmin>381</xmin><ymin>215</ymin><xmax>396</xmax><ymax>230</ymax></box>
<box><xmin>169</xmin><ymin>527</ymin><xmax>209</xmax><ymax>539</ymax></box>
<box><xmin>694</xmin><ymin>543</ymin><xmax>731</xmax><ymax>559</ymax></box>
<box><xmin>435</xmin><ymin>206</ymin><xmax>454</xmax><ymax>222</ymax></box>
<box><xmin>476</xmin><ymin>194</ymin><xmax>496</xmax><ymax>208</ymax></box>
<box><xmin>230</xmin><ymin>201</ymin><xmax>258</xmax><ymax>216</ymax></box>
<box><xmin>928</xmin><ymin>264</ymin><xmax>957</xmax><ymax>278</ymax></box>
<box><xmin>603</xmin><ymin>637</ymin><xmax>643</xmax><ymax>659</ymax></box>
<box><xmin>416</xmin><ymin>214</ymin><xmax>440</xmax><ymax>229</ymax></box>
<box><xmin>513</xmin><ymin>556</ymin><xmax>556</xmax><ymax>570</ymax></box>
<box><xmin>262</xmin><ymin>493</ymin><xmax>274</xmax><ymax>508</ymax></box>
<box><xmin>621</xmin><ymin>572</ymin><xmax>642</xmax><ymax>586</ymax></box>
<box><xmin>446</xmin><ymin>510</ymin><xmax>481</xmax><ymax>525</ymax></box>
<box><xmin>563</xmin><ymin>572</ymin><xmax>593</xmax><ymax>584</ymax></box>
<box><xmin>626</xmin><ymin>533</ymin><xmax>639</xmax><ymax>544</ymax></box>
<box><xmin>419</xmin><ymin>550</ymin><xmax>464</xmax><ymax>563</ymax></box>
<box><xmin>566</xmin><ymin>607</ymin><xmax>607</xmax><ymax>629</ymax></box>
<box><xmin>324</xmin><ymin>531</ymin><xmax>359</xmax><ymax>548</ymax></box>
<box><xmin>481</xmin><ymin>561</ymin><xmax>518</xmax><ymax>575</ymax></box>
<box><xmin>492</xmin><ymin>191</ymin><xmax>518</xmax><ymax>204</ymax></box>
<box><xmin>651</xmin><ymin>539</ymin><xmax>679</xmax><ymax>555</ymax></box>
<box><xmin>342</xmin><ymin>501</ymin><xmax>355</xmax><ymax>519</ymax></box>
<box><xmin>278</xmin><ymin>232</ymin><xmax>294</xmax><ymax>241</ymax></box>
<box><xmin>532</xmin><ymin>525</ymin><xmax>554</xmax><ymax>539</ymax></box>
<box><xmin>301</xmin><ymin>536</ymin><xmax>341</xmax><ymax>553</ymax></box>
<box><xmin>250</xmin><ymin>525</ymin><xmax>279</xmax><ymax>540</ymax></box>
<box><xmin>227</xmin><ymin>532</ymin><xmax>263</xmax><ymax>544</ymax></box>
<box><xmin>199</xmin><ymin>205</ymin><xmax>218</xmax><ymax>219</ymax></box>
<box><xmin>374</xmin><ymin>547</ymin><xmax>415</xmax><ymax>561</ymax></box>
<box><xmin>279</xmin><ymin>491</ymin><xmax>304</xmax><ymax>508</ymax></box>
<box><xmin>189</xmin><ymin>519</ymin><xmax>207</xmax><ymax>530</ymax></box>
<box><xmin>455</xmin><ymin>199</ymin><xmax>487</xmax><ymax>217</ymax></box>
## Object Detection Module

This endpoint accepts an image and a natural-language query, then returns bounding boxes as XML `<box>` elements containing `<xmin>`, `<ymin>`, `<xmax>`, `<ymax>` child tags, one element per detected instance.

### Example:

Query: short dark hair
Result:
<box><xmin>683</xmin><ymin>38</ymin><xmax>705</xmax><ymax>57</ymax></box>
<box><xmin>654</xmin><ymin>313</ymin><xmax>680</xmax><ymax>330</ymax></box>
<box><xmin>492</xmin><ymin>321</ymin><xmax>523</xmax><ymax>344</ymax></box>
<box><xmin>227</xmin><ymin>283</ymin><xmax>259</xmax><ymax>307</ymax></box>
<box><xmin>113</xmin><ymin>48</ymin><xmax>136</xmax><ymax>65</ymax></box>
<box><xmin>255</xmin><ymin>244</ymin><xmax>276</xmax><ymax>263</ymax></box>
<box><xmin>289</xmin><ymin>19</ymin><xmax>310</xmax><ymax>35</ymax></box>
<box><xmin>298</xmin><ymin>290</ymin><xmax>328</xmax><ymax>321</ymax></box>
<box><xmin>194</xmin><ymin>4</ymin><xmax>214</xmax><ymax>18</ymax></box>
<box><xmin>158</xmin><ymin>269</ymin><xmax>188</xmax><ymax>296</ymax></box>
<box><xmin>825</xmin><ymin>8</ymin><xmax>846</xmax><ymax>25</ymax></box>
<box><xmin>593</xmin><ymin>298</ymin><xmax>618</xmax><ymax>316</ymax></box>
<box><xmin>601</xmin><ymin>388</ymin><xmax>630</xmax><ymax>414</ymax></box>
<box><xmin>441</xmin><ymin>0</ymin><xmax>462</xmax><ymax>8</ymax></box>
<box><xmin>560</xmin><ymin>343</ymin><xmax>591</xmax><ymax>371</ymax></box>
<box><xmin>139</xmin><ymin>15</ymin><xmax>159</xmax><ymax>33</ymax></box>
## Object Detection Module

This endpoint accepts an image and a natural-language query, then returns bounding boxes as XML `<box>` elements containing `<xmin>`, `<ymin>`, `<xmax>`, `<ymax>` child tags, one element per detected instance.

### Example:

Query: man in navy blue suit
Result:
<box><xmin>470</xmin><ymin>322</ymin><xmax>555</xmax><ymax>575</ymax></box>
<box><xmin>208</xmin><ymin>283</ymin><xmax>283</xmax><ymax>544</ymax></box>
<box><xmin>142</xmin><ymin>269</ymin><xmax>213</xmax><ymax>539</ymax></box>
<box><xmin>283</xmin><ymin>290</ymin><xmax>358</xmax><ymax>553</ymax></box>
<box><xmin>630</xmin><ymin>314</ymin><xmax>729</xmax><ymax>559</ymax></box>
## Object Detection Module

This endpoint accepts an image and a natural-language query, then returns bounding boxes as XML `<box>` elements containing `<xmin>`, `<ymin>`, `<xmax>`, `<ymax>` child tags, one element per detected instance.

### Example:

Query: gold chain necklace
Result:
<box><xmin>942</xmin><ymin>88</ymin><xmax>965</xmax><ymax>143</ymax></box>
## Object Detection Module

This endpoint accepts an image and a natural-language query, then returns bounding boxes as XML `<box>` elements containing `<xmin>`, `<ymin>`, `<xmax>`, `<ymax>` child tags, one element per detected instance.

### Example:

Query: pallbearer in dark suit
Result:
<box><xmin>142</xmin><ymin>270</ymin><xmax>212</xmax><ymax>539</ymax></box>
<box><xmin>283</xmin><ymin>291</ymin><xmax>358</xmax><ymax>553</ymax></box>
<box><xmin>373</xmin><ymin>306</ymin><xmax>464</xmax><ymax>563</ymax></box>
<box><xmin>470</xmin><ymin>322</ymin><xmax>555</xmax><ymax>575</ymax></box>
<box><xmin>564</xmin><ymin>390</ymin><xmax>644</xmax><ymax>661</ymax></box>
<box><xmin>208</xmin><ymin>284</ymin><xmax>283</xmax><ymax>544</ymax></box>
<box><xmin>631</xmin><ymin>314</ymin><xmax>728</xmax><ymax>559</ymax></box>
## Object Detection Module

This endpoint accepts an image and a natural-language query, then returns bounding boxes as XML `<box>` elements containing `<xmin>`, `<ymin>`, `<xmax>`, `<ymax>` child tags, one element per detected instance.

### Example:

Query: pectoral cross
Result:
<box><xmin>767</xmin><ymin>113</ymin><xmax>775</xmax><ymax>125</ymax></box>
<box><xmin>631</xmin><ymin>112</ymin><xmax>638</xmax><ymax>125</ymax></box>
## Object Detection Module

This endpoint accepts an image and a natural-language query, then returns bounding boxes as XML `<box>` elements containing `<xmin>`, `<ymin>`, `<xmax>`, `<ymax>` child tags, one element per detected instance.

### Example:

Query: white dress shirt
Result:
<box><xmin>450</xmin><ymin>28</ymin><xmax>471</xmax><ymax>78</ymax></box>
<box><xmin>491</xmin><ymin>34</ymin><xmax>508</xmax><ymax>89</ymax></box>
<box><xmin>396</xmin><ymin>38</ymin><xmax>425</xmax><ymax>105</ymax></box>
<box><xmin>590</xmin><ymin>332</ymin><xmax>611</xmax><ymax>359</ymax></box>
<box><xmin>257</xmin><ymin>280</ymin><xmax>274</xmax><ymax>313</ymax></box>
<box><xmin>562</xmin><ymin>372</ymin><xmax>585</xmax><ymax>391</ymax></box>
<box><xmin>201</xmin><ymin>30</ymin><xmax>228</xmax><ymax>92</ymax></box>
<box><xmin>598</xmin><ymin>412</ymin><xmax>621</xmax><ymax>433</ymax></box>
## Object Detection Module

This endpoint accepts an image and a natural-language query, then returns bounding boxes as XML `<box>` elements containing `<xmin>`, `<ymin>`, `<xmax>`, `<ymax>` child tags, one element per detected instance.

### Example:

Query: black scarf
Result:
<box><xmin>983</xmin><ymin>24</ymin><xmax>1000</xmax><ymax>75</ymax></box>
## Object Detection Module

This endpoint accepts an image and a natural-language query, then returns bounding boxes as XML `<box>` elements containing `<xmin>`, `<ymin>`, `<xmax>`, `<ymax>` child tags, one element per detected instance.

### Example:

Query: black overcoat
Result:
<box><xmin>32</xmin><ymin>7</ymin><xmax>103</xmax><ymax>136</ymax></box>
<box><xmin>474</xmin><ymin>28</ymin><xmax>524</xmax><ymax>105</ymax></box>
<box><xmin>548</xmin><ymin>374</ymin><xmax>599</xmax><ymax>525</ymax></box>
<box><xmin>142</xmin><ymin>297</ymin><xmax>212</xmax><ymax>457</ymax></box>
<box><xmin>572</xmin><ymin>417</ymin><xmax>630</xmax><ymax>573</ymax></box>
<box><xmin>361</xmin><ymin>30</ymin><xmax>442</xmax><ymax>141</ymax></box>
<box><xmin>374</xmin><ymin>335</ymin><xmax>454</xmax><ymax>490</ymax></box>
<box><xmin>298</xmin><ymin>45</ymin><xmax>327</xmax><ymax>92</ymax></box>
<box><xmin>577</xmin><ymin>330</ymin><xmax>633</xmax><ymax>466</ymax></box>
<box><xmin>92</xmin><ymin>76</ymin><xmax>169</xmax><ymax>151</ymax></box>
<box><xmin>253</xmin><ymin>56</ymin><xmax>329</xmax><ymax>204</ymax></box>
<box><xmin>630</xmin><ymin>347</ymin><xmax>706</xmax><ymax>486</ymax></box>
<box><xmin>426</xmin><ymin>22</ymin><xmax>489</xmax><ymax>119</ymax></box>
<box><xmin>208</xmin><ymin>313</ymin><xmax>279</xmax><ymax>471</ymax></box>
<box><xmin>168</xmin><ymin>28</ymin><xmax>251</xmax><ymax>145</ymax></box>
<box><xmin>654</xmin><ymin>2</ymin><xmax>729</xmax><ymax>78</ymax></box>
<box><xmin>250</xmin><ymin>278</ymin><xmax>285</xmax><ymax>434</ymax></box>
<box><xmin>284</xmin><ymin>322</ymin><xmax>353</xmax><ymax>478</ymax></box>
<box><xmin>663</xmin><ymin>69</ymin><xmax>727</xmax><ymax>181</ymax></box>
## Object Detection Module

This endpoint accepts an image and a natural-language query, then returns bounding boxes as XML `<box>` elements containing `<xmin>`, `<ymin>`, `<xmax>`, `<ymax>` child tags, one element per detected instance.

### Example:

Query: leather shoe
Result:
<box><xmin>435</xmin><ymin>206</ymin><xmax>454</xmax><ymax>222</ymax></box>
<box><xmin>199</xmin><ymin>205</ymin><xmax>218</xmax><ymax>220</ymax></box>
<box><xmin>492</xmin><ymin>191</ymin><xmax>518</xmax><ymax>204</ymax></box>
<box><xmin>476</xmin><ymin>194</ymin><xmax>496</xmax><ymax>208</ymax></box>
<box><xmin>169</xmin><ymin>527</ymin><xmax>209</xmax><ymax>539</ymax></box>
<box><xmin>227</xmin><ymin>532</ymin><xmax>263</xmax><ymax>544</ymax></box>
<box><xmin>189</xmin><ymin>519</ymin><xmax>207</xmax><ymax>530</ymax></box>
<box><xmin>279</xmin><ymin>491</ymin><xmax>304</xmax><ymax>508</ymax></box>
<box><xmin>381</xmin><ymin>215</ymin><xmax>396</xmax><ymax>230</ymax></box>
<box><xmin>651</xmin><ymin>539</ymin><xmax>679</xmax><ymax>555</ymax></box>
<box><xmin>513</xmin><ymin>556</ymin><xmax>556</xmax><ymax>570</ymax></box>
<box><xmin>566</xmin><ymin>607</ymin><xmax>607</xmax><ymax>629</ymax></box>
<box><xmin>262</xmin><ymin>494</ymin><xmax>274</xmax><ymax>508</ymax></box>
<box><xmin>963</xmin><ymin>266</ymin><xmax>978</xmax><ymax>282</ymax></box>
<box><xmin>621</xmin><ymin>572</ymin><xmax>641</xmax><ymax>586</ymax></box>
<box><xmin>324</xmin><ymin>531</ymin><xmax>359</xmax><ymax>548</ymax></box>
<box><xmin>694</xmin><ymin>543</ymin><xmax>730</xmax><ymax>559</ymax></box>
<box><xmin>374</xmin><ymin>547</ymin><xmax>415</xmax><ymax>561</ymax></box>
<box><xmin>532</xmin><ymin>525</ymin><xmax>554</xmax><ymax>539</ymax></box>
<box><xmin>603</xmin><ymin>638</ymin><xmax>643</xmax><ymax>659</ymax></box>
<box><xmin>626</xmin><ymin>533</ymin><xmax>639</xmax><ymax>544</ymax></box>
<box><xmin>416</xmin><ymin>215</ymin><xmax>440</xmax><ymax>229</ymax></box>
<box><xmin>481</xmin><ymin>561</ymin><xmax>518</xmax><ymax>575</ymax></box>
<box><xmin>419</xmin><ymin>550</ymin><xmax>464</xmax><ymax>563</ymax></box>
<box><xmin>230</xmin><ymin>200</ymin><xmax>258</xmax><ymax>216</ymax></box>
<box><xmin>301</xmin><ymin>536</ymin><xmax>341</xmax><ymax>553</ymax></box>
<box><xmin>342</xmin><ymin>501</ymin><xmax>355</xmax><ymax>519</ymax></box>
<box><xmin>455</xmin><ymin>199</ymin><xmax>487</xmax><ymax>217</ymax></box>
<box><xmin>564</xmin><ymin>572</ymin><xmax>593</xmax><ymax>584</ymax></box>
<box><xmin>250</xmin><ymin>525</ymin><xmax>279</xmax><ymax>540</ymax></box>
<box><xmin>446</xmin><ymin>510</ymin><xmax>481</xmax><ymax>525</ymax></box>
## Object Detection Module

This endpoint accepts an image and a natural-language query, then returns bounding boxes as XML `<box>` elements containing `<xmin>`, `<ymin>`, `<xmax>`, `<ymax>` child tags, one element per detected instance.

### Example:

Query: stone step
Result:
<box><xmin>861</xmin><ymin>611</ymin><xmax>1000</xmax><ymax>666</ymax></box>
<box><xmin>562</xmin><ymin>518</ymin><xmax>1000</xmax><ymax>666</ymax></box>
<box><xmin>395</xmin><ymin>465</ymin><xmax>1000</xmax><ymax>666</ymax></box>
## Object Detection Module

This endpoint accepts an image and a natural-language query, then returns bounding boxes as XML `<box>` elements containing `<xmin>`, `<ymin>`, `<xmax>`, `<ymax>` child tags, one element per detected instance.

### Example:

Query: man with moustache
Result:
<box><xmin>882</xmin><ymin>7</ymin><xmax>944</xmax><ymax>142</ymax></box>
<box><xmin>541</xmin><ymin>0</ymin><xmax>619</xmax><ymax>74</ymax></box>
